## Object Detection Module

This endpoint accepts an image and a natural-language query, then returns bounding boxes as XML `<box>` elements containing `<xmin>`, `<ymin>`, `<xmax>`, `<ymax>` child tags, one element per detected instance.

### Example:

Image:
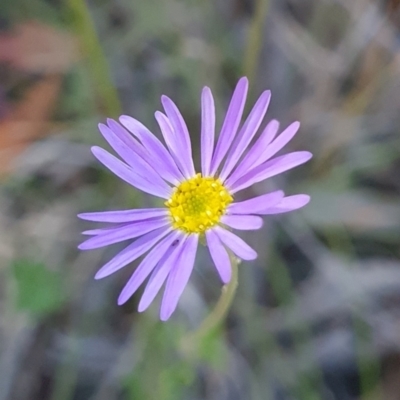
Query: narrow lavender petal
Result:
<box><xmin>155</xmin><ymin>111</ymin><xmax>193</xmax><ymax>178</ymax></box>
<box><xmin>206</xmin><ymin>230</ymin><xmax>231</xmax><ymax>283</ymax></box>
<box><xmin>234</xmin><ymin>121</ymin><xmax>300</xmax><ymax>182</ymax></box>
<box><xmin>228</xmin><ymin>151</ymin><xmax>313</xmax><ymax>194</ymax></box>
<box><xmin>82</xmin><ymin>225</ymin><xmax>127</xmax><ymax>236</ymax></box>
<box><xmin>106</xmin><ymin>119</ymin><xmax>140</xmax><ymax>150</ymax></box>
<box><xmin>117</xmin><ymin>231</ymin><xmax>180</xmax><ymax>305</ymax></box>
<box><xmin>78</xmin><ymin>218</ymin><xmax>170</xmax><ymax>250</ymax></box>
<box><xmin>227</xmin><ymin>190</ymin><xmax>284</xmax><ymax>215</ymax></box>
<box><xmin>102</xmin><ymin>121</ymin><xmax>149</xmax><ymax>166</ymax></box>
<box><xmin>261</xmin><ymin>194</ymin><xmax>310</xmax><ymax>214</ymax></box>
<box><xmin>138</xmin><ymin>235</ymin><xmax>187</xmax><ymax>312</ymax></box>
<box><xmin>200</xmin><ymin>87</ymin><xmax>215</xmax><ymax>176</ymax></box>
<box><xmin>210</xmin><ymin>77</ymin><xmax>249</xmax><ymax>175</ymax></box>
<box><xmin>119</xmin><ymin>115</ymin><xmax>184</xmax><ymax>184</ymax></box>
<box><xmin>82</xmin><ymin>229</ymin><xmax>102</xmax><ymax>236</ymax></box>
<box><xmin>161</xmin><ymin>95</ymin><xmax>195</xmax><ymax>178</ymax></box>
<box><xmin>154</xmin><ymin>111</ymin><xmax>178</xmax><ymax>155</ymax></box>
<box><xmin>213</xmin><ymin>226</ymin><xmax>257</xmax><ymax>260</ymax></box>
<box><xmin>98</xmin><ymin>123</ymin><xmax>168</xmax><ymax>187</ymax></box>
<box><xmin>259</xmin><ymin>121</ymin><xmax>300</xmax><ymax>164</ymax></box>
<box><xmin>114</xmin><ymin>121</ymin><xmax>181</xmax><ymax>186</ymax></box>
<box><xmin>160</xmin><ymin>234</ymin><xmax>199</xmax><ymax>321</ymax></box>
<box><xmin>78</xmin><ymin>208</ymin><xmax>167</xmax><ymax>223</ymax></box>
<box><xmin>91</xmin><ymin>146</ymin><xmax>171</xmax><ymax>198</ymax></box>
<box><xmin>95</xmin><ymin>227</ymin><xmax>171</xmax><ymax>279</ymax></box>
<box><xmin>227</xmin><ymin>120</ymin><xmax>280</xmax><ymax>184</ymax></box>
<box><xmin>106</xmin><ymin>119</ymin><xmax>150</xmax><ymax>163</ymax></box>
<box><xmin>98</xmin><ymin>123</ymin><xmax>136</xmax><ymax>167</ymax></box>
<box><xmin>108</xmin><ymin>118</ymin><xmax>183</xmax><ymax>185</ymax></box>
<box><xmin>221</xmin><ymin>215</ymin><xmax>263</xmax><ymax>230</ymax></box>
<box><xmin>161</xmin><ymin>96</ymin><xmax>192</xmax><ymax>154</ymax></box>
<box><xmin>219</xmin><ymin>90</ymin><xmax>271</xmax><ymax>181</ymax></box>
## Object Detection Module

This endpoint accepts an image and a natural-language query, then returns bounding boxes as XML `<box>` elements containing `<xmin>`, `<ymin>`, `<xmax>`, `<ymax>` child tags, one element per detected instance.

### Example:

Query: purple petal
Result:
<box><xmin>161</xmin><ymin>96</ymin><xmax>195</xmax><ymax>178</ymax></box>
<box><xmin>95</xmin><ymin>227</ymin><xmax>171</xmax><ymax>279</ymax></box>
<box><xmin>81</xmin><ymin>230</ymin><xmax>102</xmax><ymax>236</ymax></box>
<box><xmin>206</xmin><ymin>230</ymin><xmax>231</xmax><ymax>283</ymax></box>
<box><xmin>213</xmin><ymin>226</ymin><xmax>257</xmax><ymax>260</ymax></box>
<box><xmin>160</xmin><ymin>234</ymin><xmax>199</xmax><ymax>321</ymax></box>
<box><xmin>78</xmin><ymin>218</ymin><xmax>170</xmax><ymax>250</ymax></box>
<box><xmin>234</xmin><ymin>121</ymin><xmax>300</xmax><ymax>184</ymax></box>
<box><xmin>82</xmin><ymin>225</ymin><xmax>128</xmax><ymax>236</ymax></box>
<box><xmin>259</xmin><ymin>121</ymin><xmax>300</xmax><ymax>164</ymax></box>
<box><xmin>138</xmin><ymin>236</ymin><xmax>187</xmax><ymax>312</ymax></box>
<box><xmin>91</xmin><ymin>146</ymin><xmax>172</xmax><ymax>198</ymax></box>
<box><xmin>210</xmin><ymin>77</ymin><xmax>249</xmax><ymax>175</ymax></box>
<box><xmin>117</xmin><ymin>231</ymin><xmax>181</xmax><ymax>305</ymax></box>
<box><xmin>219</xmin><ymin>90</ymin><xmax>271</xmax><ymax>181</ymax></box>
<box><xmin>227</xmin><ymin>120</ymin><xmax>280</xmax><ymax>184</ymax></box>
<box><xmin>200</xmin><ymin>87</ymin><xmax>215</xmax><ymax>177</ymax></box>
<box><xmin>155</xmin><ymin>111</ymin><xmax>193</xmax><ymax>179</ymax></box>
<box><xmin>119</xmin><ymin>115</ymin><xmax>184</xmax><ymax>184</ymax></box>
<box><xmin>228</xmin><ymin>151</ymin><xmax>313</xmax><ymax>194</ymax></box>
<box><xmin>107</xmin><ymin>118</ymin><xmax>182</xmax><ymax>185</ymax></box>
<box><xmin>261</xmin><ymin>194</ymin><xmax>310</xmax><ymax>214</ymax></box>
<box><xmin>78</xmin><ymin>208</ymin><xmax>167</xmax><ymax>223</ymax></box>
<box><xmin>106</xmin><ymin>119</ymin><xmax>153</xmax><ymax>165</ymax></box>
<box><xmin>98</xmin><ymin>123</ymin><xmax>168</xmax><ymax>188</ymax></box>
<box><xmin>221</xmin><ymin>215</ymin><xmax>263</xmax><ymax>230</ymax></box>
<box><xmin>227</xmin><ymin>190</ymin><xmax>284</xmax><ymax>215</ymax></box>
<box><xmin>98</xmin><ymin>123</ymin><xmax>136</xmax><ymax>167</ymax></box>
<box><xmin>107</xmin><ymin>118</ymin><xmax>163</xmax><ymax>173</ymax></box>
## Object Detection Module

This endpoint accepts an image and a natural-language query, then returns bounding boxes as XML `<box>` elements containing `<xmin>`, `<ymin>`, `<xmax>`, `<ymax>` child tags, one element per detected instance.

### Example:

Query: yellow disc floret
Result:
<box><xmin>166</xmin><ymin>173</ymin><xmax>233</xmax><ymax>234</ymax></box>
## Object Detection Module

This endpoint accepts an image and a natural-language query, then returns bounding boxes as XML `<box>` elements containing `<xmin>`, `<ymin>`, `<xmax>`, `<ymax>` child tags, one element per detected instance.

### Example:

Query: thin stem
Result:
<box><xmin>268</xmin><ymin>249</ymin><xmax>324</xmax><ymax>400</ymax></box>
<box><xmin>181</xmin><ymin>252</ymin><xmax>239</xmax><ymax>357</ymax></box>
<box><xmin>66</xmin><ymin>0</ymin><xmax>122</xmax><ymax>116</ymax></box>
<box><xmin>325</xmin><ymin>226</ymin><xmax>382</xmax><ymax>400</ymax></box>
<box><xmin>243</xmin><ymin>0</ymin><xmax>270</xmax><ymax>84</ymax></box>
<box><xmin>49</xmin><ymin>334</ymin><xmax>80</xmax><ymax>400</ymax></box>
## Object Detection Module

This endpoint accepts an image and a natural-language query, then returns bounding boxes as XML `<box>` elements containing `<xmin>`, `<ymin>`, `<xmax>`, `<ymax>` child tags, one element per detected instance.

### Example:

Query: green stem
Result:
<box><xmin>243</xmin><ymin>0</ymin><xmax>270</xmax><ymax>84</ymax></box>
<box><xmin>325</xmin><ymin>226</ymin><xmax>382</xmax><ymax>400</ymax></box>
<box><xmin>67</xmin><ymin>0</ymin><xmax>122</xmax><ymax>116</ymax></box>
<box><xmin>49</xmin><ymin>334</ymin><xmax>80</xmax><ymax>400</ymax></box>
<box><xmin>268</xmin><ymin>250</ymin><xmax>324</xmax><ymax>400</ymax></box>
<box><xmin>181</xmin><ymin>252</ymin><xmax>239</xmax><ymax>356</ymax></box>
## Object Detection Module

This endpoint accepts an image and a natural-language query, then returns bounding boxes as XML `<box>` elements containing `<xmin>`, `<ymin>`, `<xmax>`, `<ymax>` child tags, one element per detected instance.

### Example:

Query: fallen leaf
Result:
<box><xmin>0</xmin><ymin>75</ymin><xmax>62</xmax><ymax>176</ymax></box>
<box><xmin>0</xmin><ymin>21</ymin><xmax>79</xmax><ymax>74</ymax></box>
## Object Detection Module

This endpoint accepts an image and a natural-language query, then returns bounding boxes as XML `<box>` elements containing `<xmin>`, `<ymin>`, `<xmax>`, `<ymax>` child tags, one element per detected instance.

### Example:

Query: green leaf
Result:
<box><xmin>11</xmin><ymin>259</ymin><xmax>64</xmax><ymax>315</ymax></box>
<box><xmin>197</xmin><ymin>328</ymin><xmax>228</xmax><ymax>370</ymax></box>
<box><xmin>159</xmin><ymin>362</ymin><xmax>195</xmax><ymax>400</ymax></box>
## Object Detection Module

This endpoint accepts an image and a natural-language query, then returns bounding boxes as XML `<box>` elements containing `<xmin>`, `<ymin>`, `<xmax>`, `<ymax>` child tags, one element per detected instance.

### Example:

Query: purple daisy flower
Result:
<box><xmin>78</xmin><ymin>77</ymin><xmax>312</xmax><ymax>321</ymax></box>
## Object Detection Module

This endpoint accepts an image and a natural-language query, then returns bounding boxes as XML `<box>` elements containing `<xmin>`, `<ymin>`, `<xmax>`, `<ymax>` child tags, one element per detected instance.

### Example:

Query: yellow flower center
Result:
<box><xmin>165</xmin><ymin>173</ymin><xmax>233</xmax><ymax>234</ymax></box>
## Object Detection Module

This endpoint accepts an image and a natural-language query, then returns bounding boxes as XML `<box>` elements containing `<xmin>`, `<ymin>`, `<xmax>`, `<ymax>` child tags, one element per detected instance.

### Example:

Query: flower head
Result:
<box><xmin>78</xmin><ymin>77</ymin><xmax>312</xmax><ymax>321</ymax></box>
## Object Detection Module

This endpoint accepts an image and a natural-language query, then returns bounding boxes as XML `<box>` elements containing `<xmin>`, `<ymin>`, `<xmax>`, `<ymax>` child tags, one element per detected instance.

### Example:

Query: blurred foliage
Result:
<box><xmin>124</xmin><ymin>323</ymin><xmax>195</xmax><ymax>400</ymax></box>
<box><xmin>11</xmin><ymin>259</ymin><xmax>65</xmax><ymax>315</ymax></box>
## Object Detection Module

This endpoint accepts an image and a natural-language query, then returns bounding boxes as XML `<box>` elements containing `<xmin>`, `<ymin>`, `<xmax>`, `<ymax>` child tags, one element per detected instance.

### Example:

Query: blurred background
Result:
<box><xmin>1</xmin><ymin>0</ymin><xmax>400</xmax><ymax>399</ymax></box>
